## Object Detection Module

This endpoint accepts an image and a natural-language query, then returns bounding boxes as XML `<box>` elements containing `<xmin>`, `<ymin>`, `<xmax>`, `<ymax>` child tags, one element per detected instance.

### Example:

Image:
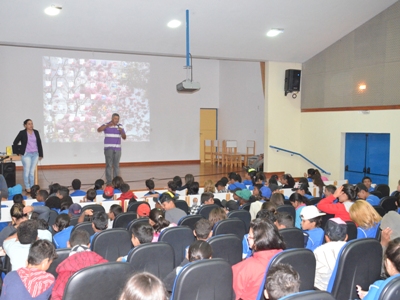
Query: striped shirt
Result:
<box><xmin>103</xmin><ymin>123</ymin><xmax>125</xmax><ymax>150</ymax></box>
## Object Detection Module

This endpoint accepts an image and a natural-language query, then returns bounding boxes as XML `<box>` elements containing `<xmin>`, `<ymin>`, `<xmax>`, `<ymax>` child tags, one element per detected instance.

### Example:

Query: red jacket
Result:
<box><xmin>117</xmin><ymin>190</ymin><xmax>137</xmax><ymax>201</ymax></box>
<box><xmin>51</xmin><ymin>251</ymin><xmax>108</xmax><ymax>300</ymax></box>
<box><xmin>317</xmin><ymin>195</ymin><xmax>352</xmax><ymax>221</ymax></box>
<box><xmin>232</xmin><ymin>249</ymin><xmax>282</xmax><ymax>300</ymax></box>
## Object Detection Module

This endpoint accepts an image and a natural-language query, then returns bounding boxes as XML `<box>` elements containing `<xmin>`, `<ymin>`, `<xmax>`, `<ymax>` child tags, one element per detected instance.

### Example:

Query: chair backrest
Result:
<box><xmin>208</xmin><ymin>234</ymin><xmax>242</xmax><ymax>266</ymax></box>
<box><xmin>279</xmin><ymin>290</ymin><xmax>336</xmax><ymax>300</ymax></box>
<box><xmin>81</xmin><ymin>204</ymin><xmax>105</xmax><ymax>216</ymax></box>
<box><xmin>328</xmin><ymin>238</ymin><xmax>382</xmax><ymax>300</ymax></box>
<box><xmin>170</xmin><ymin>258</ymin><xmax>234</xmax><ymax>300</ymax></box>
<box><xmin>241</xmin><ymin>202</ymin><xmax>251</xmax><ymax>211</ymax></box>
<box><xmin>175</xmin><ymin>200</ymin><xmax>189</xmax><ymax>215</ymax></box>
<box><xmin>48</xmin><ymin>210</ymin><xmax>59</xmax><ymax>227</ymax></box>
<box><xmin>178</xmin><ymin>215</ymin><xmax>204</xmax><ymax>231</ymax></box>
<box><xmin>246</xmin><ymin>140</ymin><xmax>256</xmax><ymax>155</ymax></box>
<box><xmin>127</xmin><ymin>242</ymin><xmax>175</xmax><ymax>279</ymax></box>
<box><xmin>47</xmin><ymin>248</ymin><xmax>70</xmax><ymax>278</ymax></box>
<box><xmin>127</xmin><ymin>201</ymin><xmax>150</xmax><ymax>213</ymax></box>
<box><xmin>62</xmin><ymin>262</ymin><xmax>134</xmax><ymax>300</ymax></box>
<box><xmin>212</xmin><ymin>218</ymin><xmax>247</xmax><ymax>240</ymax></box>
<box><xmin>375</xmin><ymin>184</ymin><xmax>390</xmax><ymax>198</ymax></box>
<box><xmin>309</xmin><ymin>197</ymin><xmax>321</xmax><ymax>205</ymax></box>
<box><xmin>276</xmin><ymin>205</ymin><xmax>296</xmax><ymax>223</ymax></box>
<box><xmin>380</xmin><ymin>196</ymin><xmax>398</xmax><ymax>213</ymax></box>
<box><xmin>345</xmin><ymin>221</ymin><xmax>358</xmax><ymax>241</ymax></box>
<box><xmin>377</xmin><ymin>274</ymin><xmax>400</xmax><ymax>300</ymax></box>
<box><xmin>370</xmin><ymin>190</ymin><xmax>383</xmax><ymax>199</ymax></box>
<box><xmin>373</xmin><ymin>205</ymin><xmax>386</xmax><ymax>217</ymax></box>
<box><xmin>279</xmin><ymin>228</ymin><xmax>305</xmax><ymax>249</ymax></box>
<box><xmin>228</xmin><ymin>210</ymin><xmax>251</xmax><ymax>232</ymax></box>
<box><xmin>320</xmin><ymin>213</ymin><xmax>335</xmax><ymax>230</ymax></box>
<box><xmin>91</xmin><ymin>228</ymin><xmax>132</xmax><ymax>261</ymax></box>
<box><xmin>198</xmin><ymin>204</ymin><xmax>219</xmax><ymax>219</ymax></box>
<box><xmin>127</xmin><ymin>218</ymin><xmax>149</xmax><ymax>232</ymax></box>
<box><xmin>69</xmin><ymin>216</ymin><xmax>80</xmax><ymax>227</ymax></box>
<box><xmin>158</xmin><ymin>226</ymin><xmax>195</xmax><ymax>267</ymax></box>
<box><xmin>113</xmin><ymin>212</ymin><xmax>137</xmax><ymax>228</ymax></box>
<box><xmin>256</xmin><ymin>248</ymin><xmax>316</xmax><ymax>300</ymax></box>
<box><xmin>71</xmin><ymin>222</ymin><xmax>95</xmax><ymax>237</ymax></box>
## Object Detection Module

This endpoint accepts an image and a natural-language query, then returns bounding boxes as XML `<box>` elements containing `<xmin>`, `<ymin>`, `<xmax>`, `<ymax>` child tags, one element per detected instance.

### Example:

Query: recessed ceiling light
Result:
<box><xmin>359</xmin><ymin>84</ymin><xmax>367</xmax><ymax>90</ymax></box>
<box><xmin>266</xmin><ymin>28</ymin><xmax>284</xmax><ymax>37</ymax></box>
<box><xmin>44</xmin><ymin>5</ymin><xmax>62</xmax><ymax>16</ymax></box>
<box><xmin>167</xmin><ymin>20</ymin><xmax>182</xmax><ymax>28</ymax></box>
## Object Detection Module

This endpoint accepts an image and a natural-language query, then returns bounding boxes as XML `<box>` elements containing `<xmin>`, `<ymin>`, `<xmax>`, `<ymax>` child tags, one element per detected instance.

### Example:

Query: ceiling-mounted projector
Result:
<box><xmin>176</xmin><ymin>80</ymin><xmax>201</xmax><ymax>93</ymax></box>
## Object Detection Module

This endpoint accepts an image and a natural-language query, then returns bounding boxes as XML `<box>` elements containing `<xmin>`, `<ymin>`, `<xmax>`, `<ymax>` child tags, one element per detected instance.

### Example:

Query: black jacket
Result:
<box><xmin>13</xmin><ymin>129</ymin><xmax>44</xmax><ymax>158</ymax></box>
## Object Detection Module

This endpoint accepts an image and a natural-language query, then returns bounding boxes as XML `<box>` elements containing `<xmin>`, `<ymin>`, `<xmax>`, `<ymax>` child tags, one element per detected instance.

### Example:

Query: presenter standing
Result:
<box><xmin>97</xmin><ymin>113</ymin><xmax>126</xmax><ymax>184</ymax></box>
<box><xmin>13</xmin><ymin>119</ymin><xmax>43</xmax><ymax>193</ymax></box>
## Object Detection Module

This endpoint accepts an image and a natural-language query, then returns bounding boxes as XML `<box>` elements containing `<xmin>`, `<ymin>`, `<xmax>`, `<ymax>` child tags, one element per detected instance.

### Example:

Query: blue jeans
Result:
<box><xmin>21</xmin><ymin>152</ymin><xmax>39</xmax><ymax>189</ymax></box>
<box><xmin>104</xmin><ymin>149</ymin><xmax>121</xmax><ymax>184</ymax></box>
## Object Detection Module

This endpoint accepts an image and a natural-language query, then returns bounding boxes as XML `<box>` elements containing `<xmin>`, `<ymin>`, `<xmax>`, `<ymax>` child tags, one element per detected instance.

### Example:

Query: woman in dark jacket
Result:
<box><xmin>13</xmin><ymin>119</ymin><xmax>43</xmax><ymax>192</ymax></box>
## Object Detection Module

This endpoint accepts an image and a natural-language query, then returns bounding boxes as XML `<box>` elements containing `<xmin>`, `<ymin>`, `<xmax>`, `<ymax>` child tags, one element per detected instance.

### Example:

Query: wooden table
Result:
<box><xmin>0</xmin><ymin>155</ymin><xmax>38</xmax><ymax>185</ymax></box>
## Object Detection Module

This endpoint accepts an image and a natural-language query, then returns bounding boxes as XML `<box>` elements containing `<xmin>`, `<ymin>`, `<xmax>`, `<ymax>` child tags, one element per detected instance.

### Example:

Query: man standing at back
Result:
<box><xmin>97</xmin><ymin>113</ymin><xmax>126</xmax><ymax>184</ymax></box>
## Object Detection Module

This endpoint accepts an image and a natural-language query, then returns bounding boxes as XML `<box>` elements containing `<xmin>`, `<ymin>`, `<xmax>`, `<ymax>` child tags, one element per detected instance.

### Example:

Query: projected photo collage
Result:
<box><xmin>43</xmin><ymin>57</ymin><xmax>150</xmax><ymax>143</ymax></box>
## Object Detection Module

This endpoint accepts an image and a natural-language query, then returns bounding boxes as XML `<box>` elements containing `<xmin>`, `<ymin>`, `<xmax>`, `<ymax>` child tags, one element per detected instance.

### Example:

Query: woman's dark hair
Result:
<box><xmin>49</xmin><ymin>183</ymin><xmax>61</xmax><ymax>195</ymax></box>
<box><xmin>149</xmin><ymin>208</ymin><xmax>170</xmax><ymax>233</ymax></box>
<box><xmin>23</xmin><ymin>119</ymin><xmax>32</xmax><ymax>126</ymax></box>
<box><xmin>60</xmin><ymin>196</ymin><xmax>73</xmax><ymax>211</ymax></box>
<box><xmin>236</xmin><ymin>174</ymin><xmax>242</xmax><ymax>183</ymax></box>
<box><xmin>184</xmin><ymin>174</ymin><xmax>195</xmax><ymax>186</ymax></box>
<box><xmin>30</xmin><ymin>185</ymin><xmax>40</xmax><ymax>199</ymax></box>
<box><xmin>298</xmin><ymin>178</ymin><xmax>309</xmax><ymax>186</ymax></box>
<box><xmin>261</xmin><ymin>203</ymin><xmax>277</xmax><ymax>213</ymax></box>
<box><xmin>94</xmin><ymin>179</ymin><xmax>105</xmax><ymax>190</ymax></box>
<box><xmin>220</xmin><ymin>177</ymin><xmax>229</xmax><ymax>186</ymax></box>
<box><xmin>248</xmin><ymin>169</ymin><xmax>257</xmax><ymax>185</ymax></box>
<box><xmin>253</xmin><ymin>184</ymin><xmax>263</xmax><ymax>194</ymax></box>
<box><xmin>251</xmin><ymin>218</ymin><xmax>286</xmax><ymax>252</ymax></box>
<box><xmin>270</xmin><ymin>175</ymin><xmax>279</xmax><ymax>181</ymax></box>
<box><xmin>312</xmin><ymin>174</ymin><xmax>325</xmax><ymax>197</ymax></box>
<box><xmin>36</xmin><ymin>218</ymin><xmax>50</xmax><ymax>230</ymax></box>
<box><xmin>112</xmin><ymin>176</ymin><xmax>124</xmax><ymax>189</ymax></box>
<box><xmin>256</xmin><ymin>209</ymin><xmax>277</xmax><ymax>223</ymax></box>
<box><xmin>187</xmin><ymin>182</ymin><xmax>199</xmax><ymax>195</ymax></box>
<box><xmin>289</xmin><ymin>192</ymin><xmax>309</xmax><ymax>205</ymax></box>
<box><xmin>270</xmin><ymin>193</ymin><xmax>284</xmax><ymax>206</ymax></box>
<box><xmin>385</xmin><ymin>238</ymin><xmax>400</xmax><ymax>273</ymax></box>
<box><xmin>282</xmin><ymin>174</ymin><xmax>295</xmax><ymax>188</ymax></box>
<box><xmin>188</xmin><ymin>240</ymin><xmax>212</xmax><ymax>262</ymax></box>
<box><xmin>268</xmin><ymin>178</ymin><xmax>278</xmax><ymax>185</ymax></box>
<box><xmin>54</xmin><ymin>214</ymin><xmax>70</xmax><ymax>231</ymax></box>
<box><xmin>45</xmin><ymin>196</ymin><xmax>61</xmax><ymax>209</ymax></box>
<box><xmin>172</xmin><ymin>176</ymin><xmax>182</xmax><ymax>188</ymax></box>
<box><xmin>342</xmin><ymin>184</ymin><xmax>358</xmax><ymax>201</ymax></box>
<box><xmin>145</xmin><ymin>179</ymin><xmax>155</xmax><ymax>190</ymax></box>
<box><xmin>255</xmin><ymin>173</ymin><xmax>265</xmax><ymax>184</ymax></box>
<box><xmin>118</xmin><ymin>272</ymin><xmax>168</xmax><ymax>300</ymax></box>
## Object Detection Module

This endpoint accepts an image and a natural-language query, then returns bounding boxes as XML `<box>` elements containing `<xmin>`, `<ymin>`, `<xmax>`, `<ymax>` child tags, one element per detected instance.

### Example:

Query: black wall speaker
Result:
<box><xmin>1</xmin><ymin>162</ymin><xmax>16</xmax><ymax>187</ymax></box>
<box><xmin>284</xmin><ymin>69</ymin><xmax>301</xmax><ymax>96</ymax></box>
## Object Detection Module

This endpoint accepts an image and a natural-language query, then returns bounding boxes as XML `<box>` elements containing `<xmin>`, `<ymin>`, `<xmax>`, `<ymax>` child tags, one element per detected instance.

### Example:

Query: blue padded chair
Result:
<box><xmin>208</xmin><ymin>234</ymin><xmax>242</xmax><ymax>266</ymax></box>
<box><xmin>198</xmin><ymin>204</ymin><xmax>220</xmax><ymax>219</ymax></box>
<box><xmin>127</xmin><ymin>201</ymin><xmax>150</xmax><ymax>213</ymax></box>
<box><xmin>175</xmin><ymin>200</ymin><xmax>189</xmax><ymax>215</ymax></box>
<box><xmin>377</xmin><ymin>274</ymin><xmax>400</xmax><ymax>300</ymax></box>
<box><xmin>375</xmin><ymin>184</ymin><xmax>390</xmax><ymax>198</ymax></box>
<box><xmin>178</xmin><ymin>214</ymin><xmax>204</xmax><ymax>231</ymax></box>
<box><xmin>212</xmin><ymin>218</ymin><xmax>246</xmax><ymax>240</ymax></box>
<box><xmin>279</xmin><ymin>228</ymin><xmax>305</xmax><ymax>249</ymax></box>
<box><xmin>228</xmin><ymin>210</ymin><xmax>251</xmax><ymax>232</ymax></box>
<box><xmin>279</xmin><ymin>290</ymin><xmax>335</xmax><ymax>300</ymax></box>
<box><xmin>71</xmin><ymin>222</ymin><xmax>95</xmax><ymax>237</ymax></box>
<box><xmin>380</xmin><ymin>196</ymin><xmax>397</xmax><ymax>213</ymax></box>
<box><xmin>113</xmin><ymin>211</ymin><xmax>137</xmax><ymax>228</ymax></box>
<box><xmin>91</xmin><ymin>228</ymin><xmax>132</xmax><ymax>261</ymax></box>
<box><xmin>276</xmin><ymin>205</ymin><xmax>296</xmax><ymax>224</ymax></box>
<box><xmin>327</xmin><ymin>238</ymin><xmax>382</xmax><ymax>300</ymax></box>
<box><xmin>158</xmin><ymin>226</ymin><xmax>195</xmax><ymax>267</ymax></box>
<box><xmin>170</xmin><ymin>258</ymin><xmax>234</xmax><ymax>300</ymax></box>
<box><xmin>127</xmin><ymin>218</ymin><xmax>149</xmax><ymax>232</ymax></box>
<box><xmin>47</xmin><ymin>248</ymin><xmax>70</xmax><ymax>278</ymax></box>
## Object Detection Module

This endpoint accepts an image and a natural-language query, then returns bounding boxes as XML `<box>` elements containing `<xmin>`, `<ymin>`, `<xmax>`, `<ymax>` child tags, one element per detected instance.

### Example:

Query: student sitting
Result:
<box><xmin>324</xmin><ymin>185</ymin><xmax>336</xmax><ymax>198</ymax></box>
<box><xmin>300</xmin><ymin>206</ymin><xmax>326</xmax><ymax>251</ymax></box>
<box><xmin>233</xmin><ymin>219</ymin><xmax>285</xmax><ymax>300</ymax></box>
<box><xmin>167</xmin><ymin>181</ymin><xmax>180</xmax><ymax>198</ymax></box>
<box><xmin>36</xmin><ymin>189</ymin><xmax>49</xmax><ymax>203</ymax></box>
<box><xmin>112</xmin><ymin>176</ymin><xmax>124</xmax><ymax>194</ymax></box>
<box><xmin>264</xmin><ymin>263</ymin><xmax>301</xmax><ymax>300</ymax></box>
<box><xmin>356</xmin><ymin>183</ymin><xmax>380</xmax><ymax>206</ymax></box>
<box><xmin>314</xmin><ymin>217</ymin><xmax>348</xmax><ymax>291</ymax></box>
<box><xmin>294</xmin><ymin>183</ymin><xmax>314</xmax><ymax>200</ymax></box>
<box><xmin>36</xmin><ymin>219</ymin><xmax>53</xmax><ymax>242</ymax></box>
<box><xmin>144</xmin><ymin>179</ymin><xmax>160</xmax><ymax>197</ymax></box>
<box><xmin>51</xmin><ymin>230</ymin><xmax>108</xmax><ymax>300</ymax></box>
<box><xmin>94</xmin><ymin>179</ymin><xmax>105</xmax><ymax>195</ymax></box>
<box><xmin>149</xmin><ymin>208</ymin><xmax>175</xmax><ymax>242</ymax></box>
<box><xmin>0</xmin><ymin>240</ymin><xmax>57</xmax><ymax>300</ymax></box>
<box><xmin>317</xmin><ymin>184</ymin><xmax>357</xmax><ymax>222</ymax></box>
<box><xmin>203</xmin><ymin>180</ymin><xmax>216</xmax><ymax>193</ymax></box>
<box><xmin>228</xmin><ymin>173</ymin><xmax>246</xmax><ymax>191</ymax></box>
<box><xmin>164</xmin><ymin>240</ymin><xmax>212</xmax><ymax>292</ymax></box>
<box><xmin>119</xmin><ymin>272</ymin><xmax>168</xmax><ymax>300</ymax></box>
<box><xmin>3</xmin><ymin>219</ymin><xmax>39</xmax><ymax>270</ymax></box>
<box><xmin>274</xmin><ymin>212</ymin><xmax>294</xmax><ymax>229</ymax></box>
<box><xmin>215</xmin><ymin>180</ymin><xmax>228</xmax><ymax>193</ymax></box>
<box><xmin>81</xmin><ymin>188</ymin><xmax>97</xmax><ymax>202</ymax></box>
<box><xmin>78</xmin><ymin>210</ymin><xmax>109</xmax><ymax>243</ymax></box>
<box><xmin>190</xmin><ymin>192</ymin><xmax>215</xmax><ymax>215</ymax></box>
<box><xmin>208</xmin><ymin>207</ymin><xmax>227</xmax><ymax>228</ymax></box>
<box><xmin>180</xmin><ymin>174</ymin><xmax>195</xmax><ymax>191</ymax></box>
<box><xmin>362</xmin><ymin>176</ymin><xmax>375</xmax><ymax>192</ymax></box>
<box><xmin>187</xmin><ymin>181</ymin><xmax>200</xmax><ymax>195</ymax></box>
<box><xmin>117</xmin><ymin>222</ymin><xmax>154</xmax><ymax>262</ymax></box>
<box><xmin>235</xmin><ymin>189</ymin><xmax>252</xmax><ymax>209</ymax></box>
<box><xmin>117</xmin><ymin>183</ymin><xmax>137</xmax><ymax>201</ymax></box>
<box><xmin>243</xmin><ymin>168</ymin><xmax>257</xmax><ymax>187</ymax></box>
<box><xmin>349</xmin><ymin>200</ymin><xmax>381</xmax><ymax>239</ymax></box>
<box><xmin>70</xmin><ymin>179</ymin><xmax>86</xmax><ymax>197</ymax></box>
<box><xmin>193</xmin><ymin>219</ymin><xmax>213</xmax><ymax>241</ymax></box>
<box><xmin>289</xmin><ymin>193</ymin><xmax>308</xmax><ymax>229</ymax></box>
<box><xmin>102</xmin><ymin>186</ymin><xmax>115</xmax><ymax>200</ymax></box>
<box><xmin>52</xmin><ymin>214</ymin><xmax>74</xmax><ymax>249</ymax></box>
<box><xmin>279</xmin><ymin>174</ymin><xmax>295</xmax><ymax>189</ymax></box>
<box><xmin>158</xmin><ymin>192</ymin><xmax>186</xmax><ymax>224</ymax></box>
<box><xmin>12</xmin><ymin>194</ymin><xmax>25</xmax><ymax>204</ymax></box>
<box><xmin>108</xmin><ymin>204</ymin><xmax>123</xmax><ymax>228</ymax></box>
<box><xmin>357</xmin><ymin>237</ymin><xmax>400</xmax><ymax>299</ymax></box>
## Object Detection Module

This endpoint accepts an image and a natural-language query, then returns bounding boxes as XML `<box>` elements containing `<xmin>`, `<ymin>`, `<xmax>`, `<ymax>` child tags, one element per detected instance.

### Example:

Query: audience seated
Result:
<box><xmin>362</xmin><ymin>176</ymin><xmax>375</xmax><ymax>192</ymax></box>
<box><xmin>300</xmin><ymin>206</ymin><xmax>325</xmax><ymax>251</ymax></box>
<box><xmin>81</xmin><ymin>189</ymin><xmax>97</xmax><ymax>202</ymax></box>
<box><xmin>274</xmin><ymin>212</ymin><xmax>294</xmax><ymax>229</ymax></box>
<box><xmin>149</xmin><ymin>208</ymin><xmax>175</xmax><ymax>242</ymax></box>
<box><xmin>209</xmin><ymin>207</ymin><xmax>227</xmax><ymax>227</ymax></box>
<box><xmin>144</xmin><ymin>178</ymin><xmax>160</xmax><ymax>197</ymax></box>
<box><xmin>356</xmin><ymin>183</ymin><xmax>380</xmax><ymax>206</ymax></box>
<box><xmin>190</xmin><ymin>192</ymin><xmax>215</xmax><ymax>215</ymax></box>
<box><xmin>349</xmin><ymin>200</ymin><xmax>381</xmax><ymax>239</ymax></box>
<box><xmin>117</xmin><ymin>183</ymin><xmax>136</xmax><ymax>201</ymax></box>
<box><xmin>119</xmin><ymin>272</ymin><xmax>168</xmax><ymax>300</ymax></box>
<box><xmin>0</xmin><ymin>240</ymin><xmax>57</xmax><ymax>300</ymax></box>
<box><xmin>51</xmin><ymin>230</ymin><xmax>108</xmax><ymax>300</ymax></box>
<box><xmin>158</xmin><ymin>192</ymin><xmax>186</xmax><ymax>224</ymax></box>
<box><xmin>289</xmin><ymin>193</ymin><xmax>308</xmax><ymax>229</ymax></box>
<box><xmin>70</xmin><ymin>179</ymin><xmax>86</xmax><ymax>197</ymax></box>
<box><xmin>108</xmin><ymin>204</ymin><xmax>123</xmax><ymax>228</ymax></box>
<box><xmin>78</xmin><ymin>210</ymin><xmax>109</xmax><ymax>243</ymax></box>
<box><xmin>112</xmin><ymin>176</ymin><xmax>124</xmax><ymax>194</ymax></box>
<box><xmin>314</xmin><ymin>217</ymin><xmax>348</xmax><ymax>291</ymax></box>
<box><xmin>36</xmin><ymin>189</ymin><xmax>49</xmax><ymax>202</ymax></box>
<box><xmin>94</xmin><ymin>179</ymin><xmax>105</xmax><ymax>195</ymax></box>
<box><xmin>53</xmin><ymin>214</ymin><xmax>74</xmax><ymax>249</ymax></box>
<box><xmin>232</xmin><ymin>218</ymin><xmax>285</xmax><ymax>300</ymax></box>
<box><xmin>117</xmin><ymin>222</ymin><xmax>153</xmax><ymax>262</ymax></box>
<box><xmin>102</xmin><ymin>186</ymin><xmax>115</xmax><ymax>200</ymax></box>
<box><xmin>264</xmin><ymin>263</ymin><xmax>301</xmax><ymax>300</ymax></box>
<box><xmin>317</xmin><ymin>184</ymin><xmax>357</xmax><ymax>221</ymax></box>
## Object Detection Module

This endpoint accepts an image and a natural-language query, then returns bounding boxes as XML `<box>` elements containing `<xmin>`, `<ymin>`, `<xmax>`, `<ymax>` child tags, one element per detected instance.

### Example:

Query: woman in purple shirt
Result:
<box><xmin>13</xmin><ymin>119</ymin><xmax>43</xmax><ymax>193</ymax></box>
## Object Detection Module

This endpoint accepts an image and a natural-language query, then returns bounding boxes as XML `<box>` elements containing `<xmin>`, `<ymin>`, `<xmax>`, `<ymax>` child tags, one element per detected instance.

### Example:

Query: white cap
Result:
<box><xmin>300</xmin><ymin>206</ymin><xmax>326</xmax><ymax>220</ymax></box>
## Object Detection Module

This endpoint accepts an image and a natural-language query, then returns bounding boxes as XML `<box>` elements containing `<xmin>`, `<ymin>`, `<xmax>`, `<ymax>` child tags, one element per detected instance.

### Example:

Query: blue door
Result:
<box><xmin>345</xmin><ymin>133</ymin><xmax>390</xmax><ymax>185</ymax></box>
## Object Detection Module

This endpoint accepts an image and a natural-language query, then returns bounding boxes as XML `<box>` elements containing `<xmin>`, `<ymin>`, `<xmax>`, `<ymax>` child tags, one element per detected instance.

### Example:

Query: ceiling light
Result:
<box><xmin>167</xmin><ymin>20</ymin><xmax>182</xmax><ymax>28</ymax></box>
<box><xmin>44</xmin><ymin>5</ymin><xmax>62</xmax><ymax>16</ymax></box>
<box><xmin>266</xmin><ymin>28</ymin><xmax>284</xmax><ymax>37</ymax></box>
<box><xmin>359</xmin><ymin>84</ymin><xmax>367</xmax><ymax>90</ymax></box>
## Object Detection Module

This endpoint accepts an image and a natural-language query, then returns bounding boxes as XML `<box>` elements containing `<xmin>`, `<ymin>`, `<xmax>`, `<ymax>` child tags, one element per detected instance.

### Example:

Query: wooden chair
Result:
<box><xmin>204</xmin><ymin>140</ymin><xmax>213</xmax><ymax>163</ymax></box>
<box><xmin>213</xmin><ymin>140</ymin><xmax>224</xmax><ymax>165</ymax></box>
<box><xmin>242</xmin><ymin>140</ymin><xmax>256</xmax><ymax>166</ymax></box>
<box><xmin>223</xmin><ymin>140</ymin><xmax>241</xmax><ymax>168</ymax></box>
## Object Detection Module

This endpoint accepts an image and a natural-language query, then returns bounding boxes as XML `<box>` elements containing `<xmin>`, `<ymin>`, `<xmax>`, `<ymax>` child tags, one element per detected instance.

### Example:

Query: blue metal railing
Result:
<box><xmin>269</xmin><ymin>145</ymin><xmax>331</xmax><ymax>175</ymax></box>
